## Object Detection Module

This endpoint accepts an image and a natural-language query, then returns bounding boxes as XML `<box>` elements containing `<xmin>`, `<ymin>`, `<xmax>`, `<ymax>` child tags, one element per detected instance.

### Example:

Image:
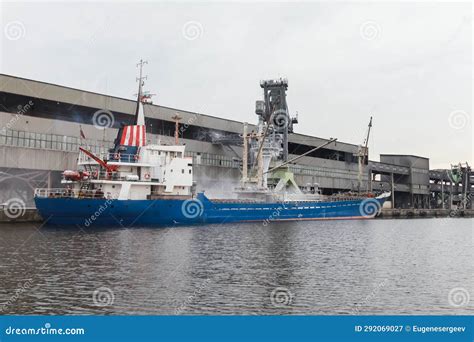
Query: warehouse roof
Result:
<box><xmin>0</xmin><ymin>73</ymin><xmax>360</xmax><ymax>154</ymax></box>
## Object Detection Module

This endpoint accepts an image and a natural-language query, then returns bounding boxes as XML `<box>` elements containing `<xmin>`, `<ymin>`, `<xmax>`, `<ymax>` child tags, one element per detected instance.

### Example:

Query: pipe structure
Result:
<box><xmin>264</xmin><ymin>138</ymin><xmax>338</xmax><ymax>175</ymax></box>
<box><xmin>242</xmin><ymin>123</ymin><xmax>248</xmax><ymax>183</ymax></box>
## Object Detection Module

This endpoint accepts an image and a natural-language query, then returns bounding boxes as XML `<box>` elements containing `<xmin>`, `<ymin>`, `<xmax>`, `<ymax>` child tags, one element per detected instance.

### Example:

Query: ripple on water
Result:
<box><xmin>0</xmin><ymin>219</ymin><xmax>472</xmax><ymax>315</ymax></box>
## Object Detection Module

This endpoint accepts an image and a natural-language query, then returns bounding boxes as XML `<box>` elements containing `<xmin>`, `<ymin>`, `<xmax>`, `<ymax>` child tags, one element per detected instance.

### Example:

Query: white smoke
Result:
<box><xmin>194</xmin><ymin>172</ymin><xmax>240</xmax><ymax>199</ymax></box>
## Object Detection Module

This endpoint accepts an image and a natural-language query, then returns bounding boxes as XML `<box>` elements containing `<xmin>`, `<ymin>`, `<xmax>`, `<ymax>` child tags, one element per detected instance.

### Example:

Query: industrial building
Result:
<box><xmin>0</xmin><ymin>73</ymin><xmax>472</xmax><ymax>213</ymax></box>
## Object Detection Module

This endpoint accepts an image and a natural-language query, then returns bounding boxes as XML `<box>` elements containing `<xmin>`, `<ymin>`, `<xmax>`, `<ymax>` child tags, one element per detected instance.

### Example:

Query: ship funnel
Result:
<box><xmin>109</xmin><ymin>60</ymin><xmax>150</xmax><ymax>159</ymax></box>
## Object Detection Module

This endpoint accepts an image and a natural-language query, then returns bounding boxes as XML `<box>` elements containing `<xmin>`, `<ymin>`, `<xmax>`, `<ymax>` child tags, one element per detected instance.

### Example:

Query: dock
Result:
<box><xmin>0</xmin><ymin>208</ymin><xmax>42</xmax><ymax>223</ymax></box>
<box><xmin>1</xmin><ymin>208</ymin><xmax>471</xmax><ymax>224</ymax></box>
<box><xmin>379</xmin><ymin>208</ymin><xmax>473</xmax><ymax>219</ymax></box>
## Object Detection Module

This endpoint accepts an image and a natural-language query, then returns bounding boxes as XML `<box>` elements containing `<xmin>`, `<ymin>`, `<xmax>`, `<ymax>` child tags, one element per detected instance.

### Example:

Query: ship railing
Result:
<box><xmin>326</xmin><ymin>196</ymin><xmax>369</xmax><ymax>202</ymax></box>
<box><xmin>78</xmin><ymin>151</ymin><xmax>140</xmax><ymax>164</ymax></box>
<box><xmin>101</xmin><ymin>152</ymin><xmax>140</xmax><ymax>163</ymax></box>
<box><xmin>61</xmin><ymin>171</ymin><xmax>116</xmax><ymax>182</ymax></box>
<box><xmin>92</xmin><ymin>171</ymin><xmax>147</xmax><ymax>182</ymax></box>
<box><xmin>34</xmin><ymin>188</ymin><xmax>115</xmax><ymax>199</ymax></box>
<box><xmin>280</xmin><ymin>195</ymin><xmax>370</xmax><ymax>203</ymax></box>
<box><xmin>61</xmin><ymin>171</ymin><xmax>150</xmax><ymax>182</ymax></box>
<box><xmin>90</xmin><ymin>171</ymin><xmax>119</xmax><ymax>181</ymax></box>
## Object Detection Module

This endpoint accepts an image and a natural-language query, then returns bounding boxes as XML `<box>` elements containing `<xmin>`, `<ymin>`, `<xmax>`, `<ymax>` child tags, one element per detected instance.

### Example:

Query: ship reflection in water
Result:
<box><xmin>0</xmin><ymin>219</ymin><xmax>472</xmax><ymax>315</ymax></box>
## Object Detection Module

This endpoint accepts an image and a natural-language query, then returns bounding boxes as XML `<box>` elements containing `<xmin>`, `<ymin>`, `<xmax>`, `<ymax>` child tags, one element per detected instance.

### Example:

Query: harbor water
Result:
<box><xmin>0</xmin><ymin>218</ymin><xmax>472</xmax><ymax>315</ymax></box>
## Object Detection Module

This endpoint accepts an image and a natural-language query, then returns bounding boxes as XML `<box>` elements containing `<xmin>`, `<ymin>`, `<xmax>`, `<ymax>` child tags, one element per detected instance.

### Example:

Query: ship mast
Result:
<box><xmin>134</xmin><ymin>59</ymin><xmax>148</xmax><ymax>125</ymax></box>
<box><xmin>358</xmin><ymin>116</ymin><xmax>373</xmax><ymax>193</ymax></box>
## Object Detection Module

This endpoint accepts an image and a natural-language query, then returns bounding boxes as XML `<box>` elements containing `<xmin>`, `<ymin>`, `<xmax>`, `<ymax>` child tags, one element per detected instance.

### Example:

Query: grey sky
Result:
<box><xmin>1</xmin><ymin>1</ymin><xmax>472</xmax><ymax>169</ymax></box>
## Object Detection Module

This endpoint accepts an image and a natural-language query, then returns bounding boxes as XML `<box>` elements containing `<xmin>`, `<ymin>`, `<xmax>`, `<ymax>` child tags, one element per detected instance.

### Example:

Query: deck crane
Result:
<box><xmin>357</xmin><ymin>116</ymin><xmax>373</xmax><ymax>193</ymax></box>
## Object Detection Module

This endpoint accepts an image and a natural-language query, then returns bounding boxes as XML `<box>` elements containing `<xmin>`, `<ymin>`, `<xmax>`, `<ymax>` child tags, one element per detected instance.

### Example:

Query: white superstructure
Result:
<box><xmin>71</xmin><ymin>143</ymin><xmax>193</xmax><ymax>200</ymax></box>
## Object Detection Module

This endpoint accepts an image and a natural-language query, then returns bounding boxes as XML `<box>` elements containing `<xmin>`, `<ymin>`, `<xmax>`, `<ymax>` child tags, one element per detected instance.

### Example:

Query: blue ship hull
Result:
<box><xmin>34</xmin><ymin>193</ymin><xmax>386</xmax><ymax>227</ymax></box>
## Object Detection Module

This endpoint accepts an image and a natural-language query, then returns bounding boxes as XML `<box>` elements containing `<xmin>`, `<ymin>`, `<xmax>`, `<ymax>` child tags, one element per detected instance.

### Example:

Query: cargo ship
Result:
<box><xmin>34</xmin><ymin>63</ymin><xmax>389</xmax><ymax>227</ymax></box>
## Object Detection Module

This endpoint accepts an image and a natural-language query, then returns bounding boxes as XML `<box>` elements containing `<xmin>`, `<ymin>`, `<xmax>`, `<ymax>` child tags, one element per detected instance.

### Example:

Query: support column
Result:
<box><xmin>257</xmin><ymin>133</ymin><xmax>264</xmax><ymax>188</ymax></box>
<box><xmin>450</xmin><ymin>182</ymin><xmax>453</xmax><ymax>210</ymax></box>
<box><xmin>242</xmin><ymin>123</ymin><xmax>248</xmax><ymax>184</ymax></box>
<box><xmin>463</xmin><ymin>169</ymin><xmax>468</xmax><ymax>210</ymax></box>
<box><xmin>368</xmin><ymin>169</ymin><xmax>372</xmax><ymax>192</ymax></box>
<box><xmin>441</xmin><ymin>180</ymin><xmax>444</xmax><ymax>209</ymax></box>
<box><xmin>391</xmin><ymin>172</ymin><xmax>395</xmax><ymax>209</ymax></box>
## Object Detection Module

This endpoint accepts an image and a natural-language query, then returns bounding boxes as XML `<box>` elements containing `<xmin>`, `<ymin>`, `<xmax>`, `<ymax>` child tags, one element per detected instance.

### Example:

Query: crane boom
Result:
<box><xmin>79</xmin><ymin>147</ymin><xmax>119</xmax><ymax>172</ymax></box>
<box><xmin>363</xmin><ymin>116</ymin><xmax>373</xmax><ymax>161</ymax></box>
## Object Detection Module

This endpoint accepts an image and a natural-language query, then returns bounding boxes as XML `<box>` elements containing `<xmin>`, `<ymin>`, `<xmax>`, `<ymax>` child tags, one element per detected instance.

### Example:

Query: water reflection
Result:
<box><xmin>0</xmin><ymin>219</ymin><xmax>472</xmax><ymax>315</ymax></box>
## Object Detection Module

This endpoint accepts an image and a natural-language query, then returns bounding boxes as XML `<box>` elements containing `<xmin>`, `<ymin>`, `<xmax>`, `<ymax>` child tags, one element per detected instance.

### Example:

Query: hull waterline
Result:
<box><xmin>34</xmin><ymin>193</ymin><xmax>386</xmax><ymax>228</ymax></box>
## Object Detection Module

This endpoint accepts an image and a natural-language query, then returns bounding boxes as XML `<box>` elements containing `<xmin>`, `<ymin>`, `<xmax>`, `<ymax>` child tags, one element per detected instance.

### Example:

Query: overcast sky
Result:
<box><xmin>1</xmin><ymin>1</ymin><xmax>472</xmax><ymax>169</ymax></box>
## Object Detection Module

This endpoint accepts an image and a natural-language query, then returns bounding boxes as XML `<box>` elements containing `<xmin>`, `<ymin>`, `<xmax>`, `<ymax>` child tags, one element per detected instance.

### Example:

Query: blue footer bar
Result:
<box><xmin>0</xmin><ymin>316</ymin><xmax>472</xmax><ymax>341</ymax></box>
